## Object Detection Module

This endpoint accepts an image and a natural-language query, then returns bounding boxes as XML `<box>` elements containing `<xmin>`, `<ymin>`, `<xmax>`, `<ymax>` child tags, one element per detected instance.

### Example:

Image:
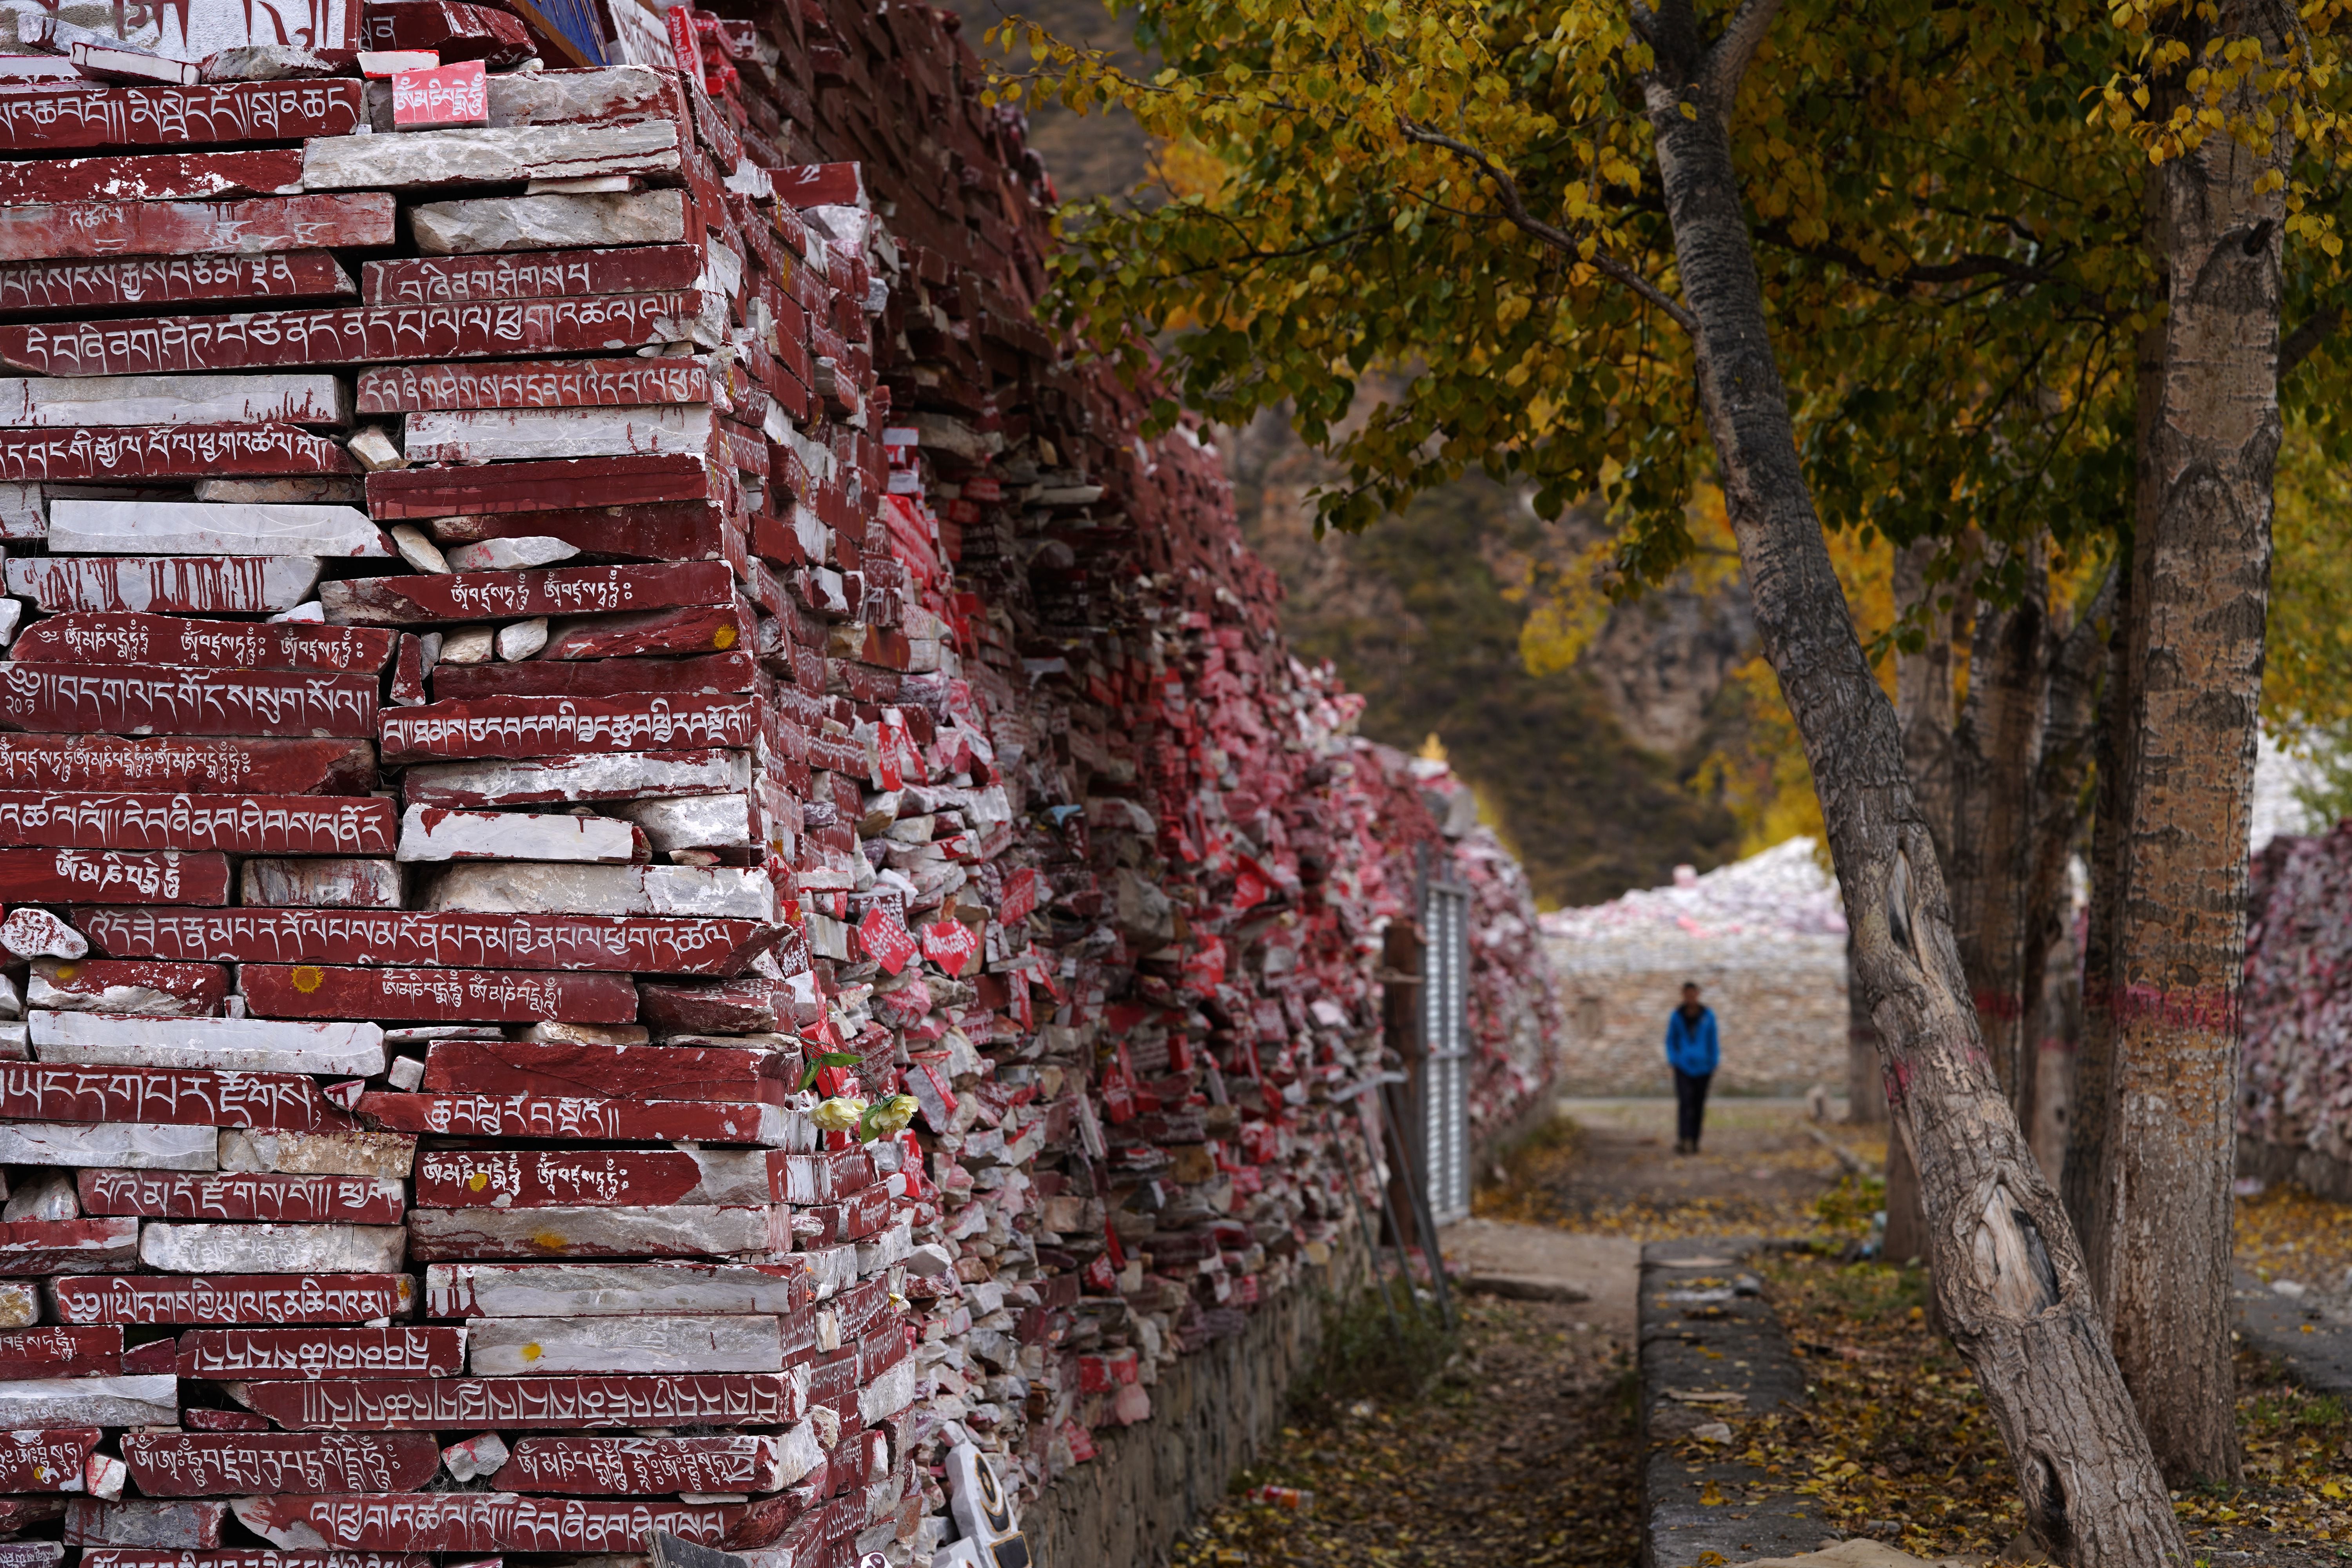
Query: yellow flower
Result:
<box><xmin>866</xmin><ymin>1094</ymin><xmax>919</xmax><ymax>1137</ymax></box>
<box><xmin>811</xmin><ymin>1096</ymin><xmax>867</xmax><ymax>1132</ymax></box>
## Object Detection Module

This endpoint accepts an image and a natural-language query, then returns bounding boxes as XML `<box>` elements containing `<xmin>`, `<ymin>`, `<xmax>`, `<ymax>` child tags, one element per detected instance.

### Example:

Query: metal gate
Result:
<box><xmin>1419</xmin><ymin>875</ymin><xmax>1472</xmax><ymax>1224</ymax></box>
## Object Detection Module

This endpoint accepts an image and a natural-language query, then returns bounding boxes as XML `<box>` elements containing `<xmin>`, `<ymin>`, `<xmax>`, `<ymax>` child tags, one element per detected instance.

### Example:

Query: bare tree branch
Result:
<box><xmin>2281</xmin><ymin>305</ymin><xmax>2340</xmax><ymax>375</ymax></box>
<box><xmin>1396</xmin><ymin>118</ymin><xmax>1700</xmax><ymax>333</ymax></box>
<box><xmin>1700</xmin><ymin>0</ymin><xmax>1782</xmax><ymax>112</ymax></box>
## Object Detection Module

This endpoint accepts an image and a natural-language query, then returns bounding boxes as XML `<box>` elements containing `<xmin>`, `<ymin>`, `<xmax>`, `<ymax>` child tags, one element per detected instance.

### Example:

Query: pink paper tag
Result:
<box><xmin>392</xmin><ymin>60</ymin><xmax>488</xmax><ymax>128</ymax></box>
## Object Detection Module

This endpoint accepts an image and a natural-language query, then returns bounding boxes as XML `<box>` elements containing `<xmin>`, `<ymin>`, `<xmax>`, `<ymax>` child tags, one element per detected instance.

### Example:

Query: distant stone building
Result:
<box><xmin>1543</xmin><ymin>841</ymin><xmax>1849</xmax><ymax>1097</ymax></box>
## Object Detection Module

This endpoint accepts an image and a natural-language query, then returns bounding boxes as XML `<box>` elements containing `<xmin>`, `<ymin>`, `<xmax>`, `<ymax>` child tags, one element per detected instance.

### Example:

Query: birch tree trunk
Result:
<box><xmin>2088</xmin><ymin>0</ymin><xmax>2290</xmax><ymax>1483</ymax></box>
<box><xmin>1637</xmin><ymin>1</ymin><xmax>2186</xmax><ymax>1555</ymax></box>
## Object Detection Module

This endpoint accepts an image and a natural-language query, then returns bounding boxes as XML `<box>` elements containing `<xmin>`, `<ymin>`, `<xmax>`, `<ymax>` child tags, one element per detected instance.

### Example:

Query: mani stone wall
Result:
<box><xmin>0</xmin><ymin>1</ymin><xmax>1562</xmax><ymax>1565</ymax></box>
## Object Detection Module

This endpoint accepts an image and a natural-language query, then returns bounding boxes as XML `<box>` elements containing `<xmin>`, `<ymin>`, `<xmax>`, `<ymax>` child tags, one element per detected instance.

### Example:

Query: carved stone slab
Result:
<box><xmin>396</xmin><ymin>807</ymin><xmax>641</xmax><ymax>864</ymax></box>
<box><xmin>174</xmin><ymin>1328</ymin><xmax>461</xmax><ymax>1381</ymax></box>
<box><xmin>0</xmin><ymin>1062</ymin><xmax>354</xmax><ymax>1130</ymax></box>
<box><xmin>0</xmin><ymin>375</ymin><xmax>346</xmax><ymax>430</ymax></box>
<box><xmin>0</xmin><ymin>1375</ymin><xmax>176</xmax><ymax>1426</ymax></box>
<box><xmin>0</xmin><ymin>737</ymin><xmax>374</xmax><ymax>796</ymax></box>
<box><xmin>0</xmin><ymin>666</ymin><xmax>377</xmax><ymax>739</ymax></box>
<box><xmin>31</xmin><ymin>1013</ymin><xmax>384</xmax><ymax>1076</ymax></box>
<box><xmin>0</xmin><ymin>151</ymin><xmax>307</xmax><ymax>206</ymax></box>
<box><xmin>404</xmin><ymin>404</ymin><xmax>714</xmax><ymax>465</ymax></box>
<box><xmin>0</xmin><ymin>794</ymin><xmax>392</xmax><ymax>854</ymax></box>
<box><xmin>419</xmin><ymin>1039</ymin><xmax>791</xmax><ymax>1103</ymax></box>
<box><xmin>12</xmin><ymin>615</ymin><xmax>394</xmax><ymax>673</ymax></box>
<box><xmin>300</xmin><ymin>123</ymin><xmax>681</xmax><ymax>191</ymax></box>
<box><xmin>2</xmin><ymin>558</ymin><xmax>320</xmax><ymax>615</ymax></box>
<box><xmin>121</xmin><ymin>1432</ymin><xmax>439</xmax><ymax>1496</ymax></box>
<box><xmin>227</xmin><ymin>1372</ymin><xmax>805</xmax><ymax>1432</ymax></box>
<box><xmin>78</xmin><ymin>1170</ymin><xmax>402</xmax><ymax>1223</ymax></box>
<box><xmin>466</xmin><ymin>1314</ymin><xmax>784</xmax><ymax>1376</ymax></box>
<box><xmin>137</xmin><ymin>1222</ymin><xmax>405</xmax><ymax>1275</ymax></box>
<box><xmin>405</xmin><ymin>1206</ymin><xmax>783</xmax><ymax>1262</ymax></box>
<box><xmin>493</xmin><ymin>1435</ymin><xmax>789</xmax><ymax>1496</ymax></box>
<box><xmin>411</xmin><ymin>1147</ymin><xmax>770</xmax><ymax>1209</ymax></box>
<box><xmin>359</xmin><ymin>1092</ymin><xmax>786</xmax><ymax>1145</ymax></box>
<box><xmin>0</xmin><ymin>1123</ymin><xmax>217</xmax><ymax>1171</ymax></box>
<box><xmin>358</xmin><ymin>358</ymin><xmax>707</xmax><ymax>413</ymax></box>
<box><xmin>0</xmin><ymin>195</ymin><xmax>393</xmax><ymax>264</ymax></box>
<box><xmin>0</xmin><ymin>84</ymin><xmax>365</xmax><ymax>152</ymax></box>
<box><xmin>361</xmin><ymin>244</ymin><xmax>703</xmax><ymax>306</ymax></box>
<box><xmin>398</xmin><ymin>750</ymin><xmax>748</xmax><ymax>808</ymax></box>
<box><xmin>379</xmin><ymin>695</ymin><xmax>755</xmax><ymax>764</ymax></box>
<box><xmin>74</xmin><ymin>908</ymin><xmax>773</xmax><ymax>977</ymax></box>
<box><xmin>238</xmin><ymin>965</ymin><xmax>638</xmax><ymax>1023</ymax></box>
<box><xmin>47</xmin><ymin>1274</ymin><xmax>412</xmax><ymax>1325</ymax></box>
<box><xmin>0</xmin><ymin>254</ymin><xmax>354</xmax><ymax>319</ymax></box>
<box><xmin>0</xmin><ymin>850</ymin><xmax>229</xmax><ymax>905</ymax></box>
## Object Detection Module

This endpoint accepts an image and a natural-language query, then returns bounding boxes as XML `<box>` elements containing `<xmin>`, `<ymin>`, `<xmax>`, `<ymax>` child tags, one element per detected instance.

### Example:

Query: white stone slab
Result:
<box><xmin>138</xmin><ymin>1221</ymin><xmax>405</xmax><ymax>1273</ymax></box>
<box><xmin>30</xmin><ymin>1012</ymin><xmax>385</xmax><ymax>1075</ymax></box>
<box><xmin>0</xmin><ymin>1375</ymin><xmax>176</xmax><ymax>1427</ymax></box>
<box><xmin>441</xmin><ymin>536</ymin><xmax>575</xmax><ymax>572</ymax></box>
<box><xmin>419</xmin><ymin>862</ymin><xmax>773</xmax><ymax>918</ymax></box>
<box><xmin>194</xmin><ymin>477</ymin><xmax>363</xmax><ymax>505</ymax></box>
<box><xmin>403</xmin><ymin>404</ymin><xmax>715</xmax><ymax>464</ymax></box>
<box><xmin>606</xmin><ymin>795</ymin><xmax>750</xmax><ymax>853</ymax></box>
<box><xmin>26</xmin><ymin>962</ymin><xmax>206</xmax><ymax>1017</ymax></box>
<box><xmin>217</xmin><ymin>1129</ymin><xmax>414</xmax><ymax>1179</ymax></box>
<box><xmin>403</xmin><ymin>750</ymin><xmax>751</xmax><ymax>808</ymax></box>
<box><xmin>396</xmin><ymin>806</ymin><xmax>641</xmax><ymax>865</ymax></box>
<box><xmin>0</xmin><ymin>376</ymin><xmax>348</xmax><ymax>429</ymax></box>
<box><xmin>302</xmin><ymin>122</ymin><xmax>681</xmax><ymax>191</ymax></box>
<box><xmin>240</xmin><ymin>858</ymin><xmax>403</xmax><ymax>909</ymax></box>
<box><xmin>3</xmin><ymin>1167</ymin><xmax>76</xmax><ymax>1221</ymax></box>
<box><xmin>46</xmin><ymin>501</ymin><xmax>388</xmax><ymax>557</ymax></box>
<box><xmin>364</xmin><ymin>64</ymin><xmax>674</xmax><ymax>132</ymax></box>
<box><xmin>0</xmin><ymin>481</ymin><xmax>42</xmax><ymax>540</ymax></box>
<box><xmin>426</xmin><ymin>1261</ymin><xmax>808</xmax><ymax>1318</ymax></box>
<box><xmin>409</xmin><ymin>190</ymin><xmax>688</xmax><ymax>254</ymax></box>
<box><xmin>494</xmin><ymin>618</ymin><xmax>547</xmax><ymax>661</ymax></box>
<box><xmin>410</xmin><ymin>1205</ymin><xmax>782</xmax><ymax>1262</ymax></box>
<box><xmin>466</xmin><ymin>1314</ymin><xmax>783</xmax><ymax>1376</ymax></box>
<box><xmin>0</xmin><ymin>1122</ymin><xmax>214</xmax><ymax>1170</ymax></box>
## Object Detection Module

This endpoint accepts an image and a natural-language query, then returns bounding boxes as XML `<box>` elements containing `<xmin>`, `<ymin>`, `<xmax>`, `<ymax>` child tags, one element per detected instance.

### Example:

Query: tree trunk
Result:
<box><xmin>2091</xmin><ymin>0</ymin><xmax>2290</xmax><ymax>1485</ymax></box>
<box><xmin>1949</xmin><ymin>556</ymin><xmax>2049</xmax><ymax>1116</ymax></box>
<box><xmin>2018</xmin><ymin>571</ymin><xmax>2117</xmax><ymax>1182</ymax></box>
<box><xmin>1894</xmin><ymin>537</ymin><xmax>1957</xmax><ymax>868</ymax></box>
<box><xmin>1639</xmin><ymin>2</ymin><xmax>2186</xmax><ymax>1557</ymax></box>
<box><xmin>1846</xmin><ymin>926</ymin><xmax>1887</xmax><ymax>1127</ymax></box>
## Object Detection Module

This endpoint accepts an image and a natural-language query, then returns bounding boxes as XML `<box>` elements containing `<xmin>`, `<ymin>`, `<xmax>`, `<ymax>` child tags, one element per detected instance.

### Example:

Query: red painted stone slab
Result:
<box><xmin>176</xmin><ymin>1328</ymin><xmax>463</xmax><ymax>1381</ymax></box>
<box><xmin>380</xmin><ymin>694</ymin><xmax>755</xmax><ymax>764</ymax></box>
<box><xmin>0</xmin><ymin>737</ymin><xmax>375</xmax><ymax>796</ymax></box>
<box><xmin>421</xmin><ymin>1040</ymin><xmax>791</xmax><ymax>1103</ymax></box>
<box><xmin>0</xmin><ymin>1217</ymin><xmax>140</xmax><ymax>1274</ymax></box>
<box><xmin>0</xmin><ymin>426</ymin><xmax>352</xmax><ymax>482</ymax></box>
<box><xmin>0</xmin><ymin>795</ymin><xmax>393</xmax><ymax>855</ymax></box>
<box><xmin>0</xmin><ymin>151</ymin><xmax>307</xmax><ymax>207</ymax></box>
<box><xmin>494</xmin><ymin>1436</ymin><xmax>783</xmax><ymax>1496</ymax></box>
<box><xmin>432</xmin><ymin>652</ymin><xmax>755</xmax><ymax>702</ymax></box>
<box><xmin>322</xmin><ymin>560</ymin><xmax>731</xmax><ymax>628</ymax></box>
<box><xmin>84</xmin><ymin>1555</ymin><xmax>429</xmax><ymax>1568</ymax></box>
<box><xmin>414</xmin><ymin>1148</ymin><xmax>728</xmax><ymax>1209</ymax></box>
<box><xmin>364</xmin><ymin>454</ymin><xmax>713</xmax><ymax>520</ymax></box>
<box><xmin>0</xmin><ymin>1326</ymin><xmax>122</xmax><ymax>1378</ymax></box>
<box><xmin>0</xmin><ymin>294</ymin><xmax>718</xmax><ymax>377</ymax></box>
<box><xmin>0</xmin><ymin>849</ymin><xmax>228</xmax><ymax>906</ymax></box>
<box><xmin>0</xmin><ymin>196</ymin><xmax>394</xmax><ymax>265</ymax></box>
<box><xmin>4</xmin><ymin>558</ymin><xmax>316</xmax><ymax>616</ymax></box>
<box><xmin>234</xmin><ymin>1374</ymin><xmax>803</xmax><ymax>1430</ymax></box>
<box><xmin>0</xmin><ymin>666</ymin><xmax>377</xmax><ymax>739</ymax></box>
<box><xmin>428</xmin><ymin>501</ymin><xmax>726</xmax><ymax>562</ymax></box>
<box><xmin>358</xmin><ymin>358</ymin><xmax>708</xmax><ymax>413</ymax></box>
<box><xmin>0</xmin><ymin>1430</ymin><xmax>99</xmax><ymax>1492</ymax></box>
<box><xmin>357</xmin><ymin>1092</ymin><xmax>779</xmax><ymax>1143</ymax></box>
<box><xmin>241</xmin><ymin>966</ymin><xmax>637</xmax><ymax>1023</ymax></box>
<box><xmin>74</xmin><ymin>909</ymin><xmax>771</xmax><ymax>977</ymax></box>
<box><xmin>539</xmin><ymin>602</ymin><xmax>750</xmax><ymax>662</ymax></box>
<box><xmin>122</xmin><ymin>1433</ymin><xmax>439</xmax><ymax>1497</ymax></box>
<box><xmin>0</xmin><ymin>83</ymin><xmax>366</xmax><ymax>152</ymax></box>
<box><xmin>15</xmin><ymin>616</ymin><xmax>396</xmax><ymax>674</ymax></box>
<box><xmin>49</xmin><ymin>1274</ymin><xmax>412</xmax><ymax>1325</ymax></box>
<box><xmin>36</xmin><ymin>958</ymin><xmax>228</xmax><ymax>1012</ymax></box>
<box><xmin>388</xmin><ymin>61</ymin><xmax>486</xmax><ymax>129</ymax></box>
<box><xmin>233</xmin><ymin>1494</ymin><xmax>734</xmax><ymax>1552</ymax></box>
<box><xmin>362</xmin><ymin>245</ymin><xmax>705</xmax><ymax>306</ymax></box>
<box><xmin>78</xmin><ymin>1171</ymin><xmax>403</xmax><ymax>1223</ymax></box>
<box><xmin>0</xmin><ymin>254</ymin><xmax>354</xmax><ymax>318</ymax></box>
<box><xmin>0</xmin><ymin>1062</ymin><xmax>353</xmax><ymax>1129</ymax></box>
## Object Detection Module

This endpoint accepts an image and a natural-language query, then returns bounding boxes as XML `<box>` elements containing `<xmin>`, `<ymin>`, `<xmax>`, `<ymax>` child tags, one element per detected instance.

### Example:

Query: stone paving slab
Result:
<box><xmin>1640</xmin><ymin>1237</ymin><xmax>1828</xmax><ymax>1568</ymax></box>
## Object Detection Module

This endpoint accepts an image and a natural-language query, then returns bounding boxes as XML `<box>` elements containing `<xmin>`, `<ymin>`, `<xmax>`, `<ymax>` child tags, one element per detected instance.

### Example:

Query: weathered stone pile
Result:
<box><xmin>0</xmin><ymin>0</ymin><xmax>1563</xmax><ymax>1564</ymax></box>
<box><xmin>2243</xmin><ymin>824</ymin><xmax>2352</xmax><ymax>1190</ymax></box>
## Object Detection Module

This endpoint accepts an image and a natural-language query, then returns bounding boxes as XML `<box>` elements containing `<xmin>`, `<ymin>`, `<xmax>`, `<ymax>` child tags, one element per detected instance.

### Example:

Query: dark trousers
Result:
<box><xmin>1673</xmin><ymin>1067</ymin><xmax>1712</xmax><ymax>1147</ymax></box>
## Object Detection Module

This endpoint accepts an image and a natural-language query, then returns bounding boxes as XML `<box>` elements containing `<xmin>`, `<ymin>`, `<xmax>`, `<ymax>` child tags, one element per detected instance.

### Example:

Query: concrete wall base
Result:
<box><xmin>1026</xmin><ymin>1236</ymin><xmax>1368</xmax><ymax>1568</ymax></box>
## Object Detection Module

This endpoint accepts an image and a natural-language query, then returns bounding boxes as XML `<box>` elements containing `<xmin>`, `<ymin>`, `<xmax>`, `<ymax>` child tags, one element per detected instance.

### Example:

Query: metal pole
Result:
<box><xmin>1382</xmin><ymin>1078</ymin><xmax>1457</xmax><ymax>1330</ymax></box>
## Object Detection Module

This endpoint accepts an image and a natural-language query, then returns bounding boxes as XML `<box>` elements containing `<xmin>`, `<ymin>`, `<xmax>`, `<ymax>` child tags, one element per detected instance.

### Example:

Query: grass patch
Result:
<box><xmin>1289</xmin><ymin>1275</ymin><xmax>1458</xmax><ymax>1424</ymax></box>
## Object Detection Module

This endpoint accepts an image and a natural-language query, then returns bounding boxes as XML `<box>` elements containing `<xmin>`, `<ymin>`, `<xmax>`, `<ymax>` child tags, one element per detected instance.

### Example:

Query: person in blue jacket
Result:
<box><xmin>1665</xmin><ymin>981</ymin><xmax>1720</xmax><ymax>1154</ymax></box>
